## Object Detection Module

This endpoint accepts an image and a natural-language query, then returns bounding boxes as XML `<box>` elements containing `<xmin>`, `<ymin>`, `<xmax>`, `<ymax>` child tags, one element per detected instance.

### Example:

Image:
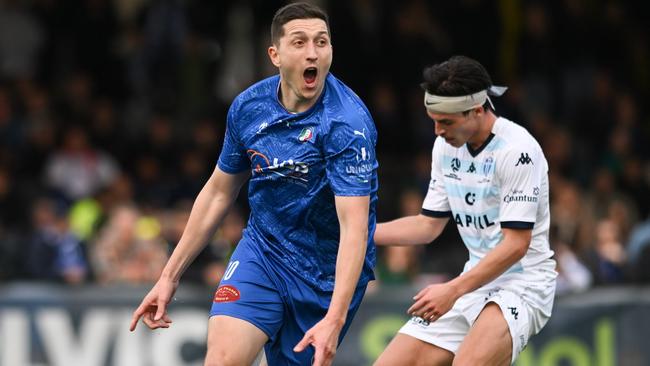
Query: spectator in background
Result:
<box><xmin>586</xmin><ymin>219</ymin><xmax>627</xmax><ymax>284</ymax></box>
<box><xmin>90</xmin><ymin>204</ymin><xmax>167</xmax><ymax>284</ymax></box>
<box><xmin>45</xmin><ymin>126</ymin><xmax>120</xmax><ymax>202</ymax></box>
<box><xmin>550</xmin><ymin>225</ymin><xmax>592</xmax><ymax>296</ymax></box>
<box><xmin>25</xmin><ymin>197</ymin><xmax>87</xmax><ymax>284</ymax></box>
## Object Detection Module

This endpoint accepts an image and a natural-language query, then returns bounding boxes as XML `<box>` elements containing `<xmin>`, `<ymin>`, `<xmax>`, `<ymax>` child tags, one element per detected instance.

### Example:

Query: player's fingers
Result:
<box><xmin>162</xmin><ymin>313</ymin><xmax>173</xmax><ymax>323</ymax></box>
<box><xmin>143</xmin><ymin>310</ymin><xmax>170</xmax><ymax>329</ymax></box>
<box><xmin>311</xmin><ymin>345</ymin><xmax>325</xmax><ymax>366</ymax></box>
<box><xmin>407</xmin><ymin>299</ymin><xmax>426</xmax><ymax>315</ymax></box>
<box><xmin>129</xmin><ymin>303</ymin><xmax>148</xmax><ymax>331</ymax></box>
<box><xmin>413</xmin><ymin>286</ymin><xmax>431</xmax><ymax>300</ymax></box>
<box><xmin>293</xmin><ymin>333</ymin><xmax>312</xmax><ymax>353</ymax></box>
<box><xmin>154</xmin><ymin>298</ymin><xmax>167</xmax><ymax>321</ymax></box>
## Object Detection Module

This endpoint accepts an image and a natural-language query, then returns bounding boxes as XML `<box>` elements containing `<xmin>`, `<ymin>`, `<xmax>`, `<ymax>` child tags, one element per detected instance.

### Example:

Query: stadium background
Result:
<box><xmin>0</xmin><ymin>0</ymin><xmax>649</xmax><ymax>365</ymax></box>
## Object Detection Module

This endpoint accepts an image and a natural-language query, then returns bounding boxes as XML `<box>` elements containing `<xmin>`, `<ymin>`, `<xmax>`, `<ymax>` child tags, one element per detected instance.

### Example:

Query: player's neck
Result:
<box><xmin>468</xmin><ymin>112</ymin><xmax>497</xmax><ymax>150</ymax></box>
<box><xmin>278</xmin><ymin>82</ymin><xmax>322</xmax><ymax>114</ymax></box>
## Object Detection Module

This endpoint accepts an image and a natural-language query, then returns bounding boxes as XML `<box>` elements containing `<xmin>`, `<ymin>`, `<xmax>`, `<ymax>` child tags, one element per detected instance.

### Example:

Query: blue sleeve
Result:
<box><xmin>323</xmin><ymin>118</ymin><xmax>375</xmax><ymax>196</ymax></box>
<box><xmin>217</xmin><ymin>102</ymin><xmax>250</xmax><ymax>173</ymax></box>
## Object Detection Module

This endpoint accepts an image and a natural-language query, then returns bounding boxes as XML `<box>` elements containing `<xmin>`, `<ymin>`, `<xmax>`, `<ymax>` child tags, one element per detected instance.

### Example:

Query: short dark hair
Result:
<box><xmin>271</xmin><ymin>2</ymin><xmax>330</xmax><ymax>45</ymax></box>
<box><xmin>421</xmin><ymin>56</ymin><xmax>493</xmax><ymax>97</ymax></box>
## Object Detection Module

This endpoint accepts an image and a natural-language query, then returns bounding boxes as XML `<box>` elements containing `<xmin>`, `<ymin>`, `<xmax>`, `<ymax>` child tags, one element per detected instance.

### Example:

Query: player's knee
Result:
<box><xmin>204</xmin><ymin>348</ymin><xmax>244</xmax><ymax>366</ymax></box>
<box><xmin>452</xmin><ymin>348</ymin><xmax>511</xmax><ymax>366</ymax></box>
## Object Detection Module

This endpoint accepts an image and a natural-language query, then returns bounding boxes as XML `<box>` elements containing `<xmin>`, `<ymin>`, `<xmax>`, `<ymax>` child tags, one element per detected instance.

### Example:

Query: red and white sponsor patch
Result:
<box><xmin>213</xmin><ymin>285</ymin><xmax>241</xmax><ymax>303</ymax></box>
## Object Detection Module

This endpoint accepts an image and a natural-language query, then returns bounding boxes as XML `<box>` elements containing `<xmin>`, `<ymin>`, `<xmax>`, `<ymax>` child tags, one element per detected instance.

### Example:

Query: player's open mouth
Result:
<box><xmin>303</xmin><ymin>67</ymin><xmax>317</xmax><ymax>86</ymax></box>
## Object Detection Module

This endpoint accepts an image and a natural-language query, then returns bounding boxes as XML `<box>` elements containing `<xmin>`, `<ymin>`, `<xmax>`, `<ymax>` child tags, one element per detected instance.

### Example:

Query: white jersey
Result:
<box><xmin>422</xmin><ymin>117</ymin><xmax>555</xmax><ymax>286</ymax></box>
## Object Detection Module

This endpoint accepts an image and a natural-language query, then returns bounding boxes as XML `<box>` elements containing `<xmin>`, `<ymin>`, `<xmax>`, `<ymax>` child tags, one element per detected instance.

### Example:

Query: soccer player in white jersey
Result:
<box><xmin>373</xmin><ymin>55</ymin><xmax>557</xmax><ymax>366</ymax></box>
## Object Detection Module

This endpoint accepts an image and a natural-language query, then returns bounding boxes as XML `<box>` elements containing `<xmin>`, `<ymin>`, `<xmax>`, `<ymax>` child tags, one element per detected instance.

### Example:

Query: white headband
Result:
<box><xmin>424</xmin><ymin>85</ymin><xmax>508</xmax><ymax>114</ymax></box>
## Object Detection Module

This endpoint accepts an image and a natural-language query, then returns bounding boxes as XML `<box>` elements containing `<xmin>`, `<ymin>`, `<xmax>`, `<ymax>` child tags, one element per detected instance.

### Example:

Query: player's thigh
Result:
<box><xmin>374</xmin><ymin>333</ymin><xmax>453</xmax><ymax>366</ymax></box>
<box><xmin>205</xmin><ymin>315</ymin><xmax>269</xmax><ymax>366</ymax></box>
<box><xmin>453</xmin><ymin>303</ymin><xmax>512</xmax><ymax>366</ymax></box>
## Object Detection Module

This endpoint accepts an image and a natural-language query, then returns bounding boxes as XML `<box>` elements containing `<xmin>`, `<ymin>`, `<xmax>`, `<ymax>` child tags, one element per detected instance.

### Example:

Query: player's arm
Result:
<box><xmin>294</xmin><ymin>195</ymin><xmax>369</xmax><ymax>364</ymax></box>
<box><xmin>130</xmin><ymin>166</ymin><xmax>249</xmax><ymax>331</ymax></box>
<box><xmin>409</xmin><ymin>228</ymin><xmax>532</xmax><ymax>319</ymax></box>
<box><xmin>446</xmin><ymin>227</ymin><xmax>531</xmax><ymax>296</ymax></box>
<box><xmin>159</xmin><ymin>166</ymin><xmax>249</xmax><ymax>282</ymax></box>
<box><xmin>374</xmin><ymin>214</ymin><xmax>449</xmax><ymax>246</ymax></box>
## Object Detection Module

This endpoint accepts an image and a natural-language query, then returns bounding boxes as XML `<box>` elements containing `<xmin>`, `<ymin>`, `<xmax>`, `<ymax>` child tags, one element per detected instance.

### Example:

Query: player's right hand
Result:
<box><xmin>129</xmin><ymin>278</ymin><xmax>178</xmax><ymax>331</ymax></box>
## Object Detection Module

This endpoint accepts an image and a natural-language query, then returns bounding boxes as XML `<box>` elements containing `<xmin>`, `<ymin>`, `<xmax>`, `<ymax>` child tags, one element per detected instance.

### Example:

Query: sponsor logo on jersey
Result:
<box><xmin>444</xmin><ymin>172</ymin><xmax>462</xmax><ymax>181</ymax></box>
<box><xmin>503</xmin><ymin>188</ymin><xmax>538</xmax><ymax>203</ymax></box>
<box><xmin>346</xmin><ymin>146</ymin><xmax>373</xmax><ymax>182</ymax></box>
<box><xmin>411</xmin><ymin>316</ymin><xmax>430</xmax><ymax>327</ymax></box>
<box><xmin>465</xmin><ymin>192</ymin><xmax>476</xmax><ymax>205</ymax></box>
<box><xmin>213</xmin><ymin>285</ymin><xmax>240</xmax><ymax>303</ymax></box>
<box><xmin>454</xmin><ymin>213</ymin><xmax>495</xmax><ymax>229</ymax></box>
<box><xmin>298</xmin><ymin>127</ymin><xmax>313</xmax><ymax>142</ymax></box>
<box><xmin>247</xmin><ymin>149</ymin><xmax>309</xmax><ymax>182</ymax></box>
<box><xmin>451</xmin><ymin>158</ymin><xmax>461</xmax><ymax>172</ymax></box>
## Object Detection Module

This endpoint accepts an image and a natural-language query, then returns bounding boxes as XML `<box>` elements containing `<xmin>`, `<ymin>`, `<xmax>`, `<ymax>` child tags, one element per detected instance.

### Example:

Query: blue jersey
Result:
<box><xmin>217</xmin><ymin>73</ymin><xmax>378</xmax><ymax>292</ymax></box>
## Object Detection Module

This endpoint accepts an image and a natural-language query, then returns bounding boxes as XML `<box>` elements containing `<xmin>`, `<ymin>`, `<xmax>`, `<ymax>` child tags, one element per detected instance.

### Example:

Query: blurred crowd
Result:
<box><xmin>0</xmin><ymin>0</ymin><xmax>648</xmax><ymax>296</ymax></box>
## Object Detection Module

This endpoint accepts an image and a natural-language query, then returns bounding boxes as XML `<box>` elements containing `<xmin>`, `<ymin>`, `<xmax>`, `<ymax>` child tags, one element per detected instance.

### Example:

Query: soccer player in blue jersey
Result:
<box><xmin>373</xmin><ymin>56</ymin><xmax>556</xmax><ymax>366</ymax></box>
<box><xmin>129</xmin><ymin>3</ymin><xmax>378</xmax><ymax>366</ymax></box>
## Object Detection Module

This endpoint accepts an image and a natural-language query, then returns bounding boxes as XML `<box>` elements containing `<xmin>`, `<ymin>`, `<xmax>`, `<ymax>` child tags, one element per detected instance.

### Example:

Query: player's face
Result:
<box><xmin>268</xmin><ymin>18</ymin><xmax>332</xmax><ymax>111</ymax></box>
<box><xmin>427</xmin><ymin>109</ymin><xmax>481</xmax><ymax>148</ymax></box>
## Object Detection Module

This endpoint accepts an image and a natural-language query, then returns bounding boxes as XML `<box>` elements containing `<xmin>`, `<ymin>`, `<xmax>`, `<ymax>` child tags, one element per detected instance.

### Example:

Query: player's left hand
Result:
<box><xmin>407</xmin><ymin>283</ymin><xmax>461</xmax><ymax>322</ymax></box>
<box><xmin>293</xmin><ymin>316</ymin><xmax>343</xmax><ymax>366</ymax></box>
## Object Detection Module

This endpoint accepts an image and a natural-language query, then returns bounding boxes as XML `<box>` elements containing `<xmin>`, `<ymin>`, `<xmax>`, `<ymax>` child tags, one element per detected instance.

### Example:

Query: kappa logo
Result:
<box><xmin>467</xmin><ymin>162</ymin><xmax>476</xmax><ymax>173</ymax></box>
<box><xmin>213</xmin><ymin>285</ymin><xmax>241</xmax><ymax>303</ymax></box>
<box><xmin>515</xmin><ymin>153</ymin><xmax>533</xmax><ymax>166</ymax></box>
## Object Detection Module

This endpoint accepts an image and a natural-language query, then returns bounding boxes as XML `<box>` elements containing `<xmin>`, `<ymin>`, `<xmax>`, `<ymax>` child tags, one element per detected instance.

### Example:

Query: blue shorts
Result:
<box><xmin>209</xmin><ymin>239</ymin><xmax>367</xmax><ymax>365</ymax></box>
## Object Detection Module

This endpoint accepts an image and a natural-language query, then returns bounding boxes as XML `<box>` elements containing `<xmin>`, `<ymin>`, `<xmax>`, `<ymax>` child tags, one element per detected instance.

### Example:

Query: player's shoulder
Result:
<box><xmin>493</xmin><ymin>117</ymin><xmax>543</xmax><ymax>155</ymax></box>
<box><xmin>230</xmin><ymin>75</ymin><xmax>279</xmax><ymax>115</ymax></box>
<box><xmin>322</xmin><ymin>74</ymin><xmax>375</xmax><ymax>133</ymax></box>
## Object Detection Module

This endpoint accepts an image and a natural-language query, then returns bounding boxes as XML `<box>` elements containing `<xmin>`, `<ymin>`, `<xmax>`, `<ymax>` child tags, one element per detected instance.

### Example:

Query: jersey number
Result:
<box><xmin>223</xmin><ymin>260</ymin><xmax>240</xmax><ymax>280</ymax></box>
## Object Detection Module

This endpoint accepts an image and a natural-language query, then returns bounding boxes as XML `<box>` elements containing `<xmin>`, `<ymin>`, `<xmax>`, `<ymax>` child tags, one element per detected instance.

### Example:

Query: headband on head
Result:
<box><xmin>424</xmin><ymin>85</ymin><xmax>508</xmax><ymax>114</ymax></box>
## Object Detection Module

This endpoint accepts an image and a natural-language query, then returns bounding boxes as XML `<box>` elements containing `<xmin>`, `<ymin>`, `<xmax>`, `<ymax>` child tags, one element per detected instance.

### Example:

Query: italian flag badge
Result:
<box><xmin>298</xmin><ymin>127</ymin><xmax>313</xmax><ymax>142</ymax></box>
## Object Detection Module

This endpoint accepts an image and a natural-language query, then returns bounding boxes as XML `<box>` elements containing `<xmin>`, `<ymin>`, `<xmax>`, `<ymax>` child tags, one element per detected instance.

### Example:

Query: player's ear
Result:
<box><xmin>268</xmin><ymin>45</ymin><xmax>281</xmax><ymax>67</ymax></box>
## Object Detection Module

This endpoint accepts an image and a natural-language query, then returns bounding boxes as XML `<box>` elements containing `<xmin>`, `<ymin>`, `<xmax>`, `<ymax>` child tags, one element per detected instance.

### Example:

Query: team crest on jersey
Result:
<box><xmin>213</xmin><ymin>285</ymin><xmax>240</xmax><ymax>303</ymax></box>
<box><xmin>298</xmin><ymin>127</ymin><xmax>313</xmax><ymax>142</ymax></box>
<box><xmin>482</xmin><ymin>156</ymin><xmax>494</xmax><ymax>176</ymax></box>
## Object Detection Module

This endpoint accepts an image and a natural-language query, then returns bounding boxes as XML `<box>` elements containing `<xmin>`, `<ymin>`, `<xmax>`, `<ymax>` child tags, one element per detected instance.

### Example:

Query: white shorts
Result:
<box><xmin>398</xmin><ymin>275</ymin><xmax>555</xmax><ymax>364</ymax></box>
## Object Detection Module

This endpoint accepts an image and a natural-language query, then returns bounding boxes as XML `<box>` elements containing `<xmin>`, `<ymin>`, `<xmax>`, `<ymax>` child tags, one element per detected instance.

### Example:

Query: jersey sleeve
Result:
<box><xmin>217</xmin><ymin>102</ymin><xmax>250</xmax><ymax>173</ymax></box>
<box><xmin>422</xmin><ymin>138</ymin><xmax>451</xmax><ymax>217</ymax></box>
<box><xmin>497</xmin><ymin>146</ymin><xmax>545</xmax><ymax>229</ymax></box>
<box><xmin>323</xmin><ymin>119</ymin><xmax>376</xmax><ymax>196</ymax></box>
